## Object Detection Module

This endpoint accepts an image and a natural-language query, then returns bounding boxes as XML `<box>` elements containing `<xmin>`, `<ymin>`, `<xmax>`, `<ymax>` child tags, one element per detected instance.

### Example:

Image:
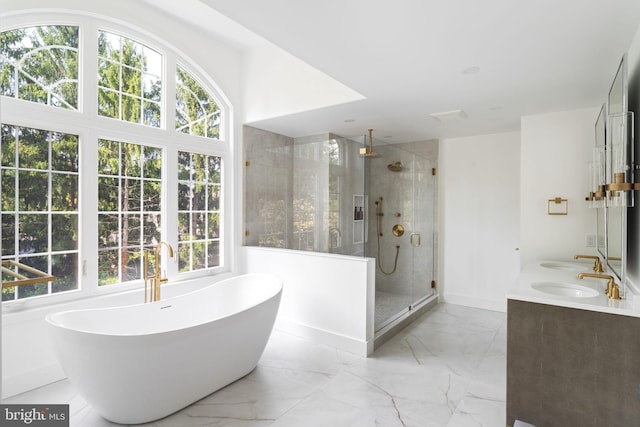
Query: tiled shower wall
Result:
<box><xmin>243</xmin><ymin>125</ymin><xmax>365</xmax><ymax>255</ymax></box>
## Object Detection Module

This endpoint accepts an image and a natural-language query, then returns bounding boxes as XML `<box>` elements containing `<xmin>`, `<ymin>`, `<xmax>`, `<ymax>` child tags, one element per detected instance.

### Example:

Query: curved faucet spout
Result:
<box><xmin>574</xmin><ymin>254</ymin><xmax>603</xmax><ymax>273</ymax></box>
<box><xmin>144</xmin><ymin>241</ymin><xmax>174</xmax><ymax>303</ymax></box>
<box><xmin>156</xmin><ymin>241</ymin><xmax>174</xmax><ymax>260</ymax></box>
<box><xmin>577</xmin><ymin>272</ymin><xmax>619</xmax><ymax>299</ymax></box>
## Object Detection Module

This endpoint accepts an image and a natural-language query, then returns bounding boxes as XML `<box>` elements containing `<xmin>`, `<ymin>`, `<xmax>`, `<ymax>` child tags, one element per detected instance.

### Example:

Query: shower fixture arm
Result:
<box><xmin>360</xmin><ymin>128</ymin><xmax>380</xmax><ymax>157</ymax></box>
<box><xmin>375</xmin><ymin>196</ymin><xmax>400</xmax><ymax>275</ymax></box>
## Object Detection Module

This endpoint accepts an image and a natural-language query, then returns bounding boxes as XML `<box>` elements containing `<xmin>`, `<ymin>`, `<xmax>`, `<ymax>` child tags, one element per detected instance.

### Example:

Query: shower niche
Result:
<box><xmin>353</xmin><ymin>195</ymin><xmax>367</xmax><ymax>244</ymax></box>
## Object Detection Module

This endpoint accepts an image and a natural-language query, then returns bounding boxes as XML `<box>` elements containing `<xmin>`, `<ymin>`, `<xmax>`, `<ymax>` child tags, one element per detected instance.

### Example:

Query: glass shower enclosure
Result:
<box><xmin>243</xmin><ymin>125</ymin><xmax>438</xmax><ymax>334</ymax></box>
<box><xmin>364</xmin><ymin>140</ymin><xmax>437</xmax><ymax>331</ymax></box>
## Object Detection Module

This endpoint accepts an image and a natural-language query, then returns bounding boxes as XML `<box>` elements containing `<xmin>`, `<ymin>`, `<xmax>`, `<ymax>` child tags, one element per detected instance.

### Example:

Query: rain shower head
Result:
<box><xmin>360</xmin><ymin>129</ymin><xmax>380</xmax><ymax>157</ymax></box>
<box><xmin>387</xmin><ymin>161</ymin><xmax>402</xmax><ymax>172</ymax></box>
<box><xmin>360</xmin><ymin>150</ymin><xmax>380</xmax><ymax>158</ymax></box>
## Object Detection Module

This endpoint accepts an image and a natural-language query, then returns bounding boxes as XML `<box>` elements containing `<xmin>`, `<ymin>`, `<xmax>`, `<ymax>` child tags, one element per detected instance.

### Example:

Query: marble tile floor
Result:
<box><xmin>4</xmin><ymin>303</ymin><xmax>507</xmax><ymax>427</ymax></box>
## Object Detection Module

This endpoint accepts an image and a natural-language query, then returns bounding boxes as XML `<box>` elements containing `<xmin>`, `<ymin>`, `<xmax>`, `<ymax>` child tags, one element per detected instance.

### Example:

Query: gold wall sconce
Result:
<box><xmin>586</xmin><ymin>138</ymin><xmax>607</xmax><ymax>208</ymax></box>
<box><xmin>548</xmin><ymin>197</ymin><xmax>568</xmax><ymax>215</ymax></box>
<box><xmin>607</xmin><ymin>172</ymin><xmax>633</xmax><ymax>192</ymax></box>
<box><xmin>605</xmin><ymin>111</ymin><xmax>635</xmax><ymax>207</ymax></box>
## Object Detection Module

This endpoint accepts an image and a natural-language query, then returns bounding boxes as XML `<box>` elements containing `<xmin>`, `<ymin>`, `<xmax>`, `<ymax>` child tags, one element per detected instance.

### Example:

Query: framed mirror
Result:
<box><xmin>606</xmin><ymin>55</ymin><xmax>628</xmax><ymax>279</ymax></box>
<box><xmin>595</xmin><ymin>104</ymin><xmax>607</xmax><ymax>260</ymax></box>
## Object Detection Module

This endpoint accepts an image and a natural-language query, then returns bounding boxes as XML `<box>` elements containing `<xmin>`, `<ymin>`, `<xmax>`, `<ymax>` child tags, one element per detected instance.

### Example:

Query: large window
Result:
<box><xmin>1</xmin><ymin>124</ymin><xmax>79</xmax><ymax>301</ymax></box>
<box><xmin>177</xmin><ymin>152</ymin><xmax>222</xmax><ymax>271</ymax></box>
<box><xmin>1</xmin><ymin>19</ymin><xmax>229</xmax><ymax>304</ymax></box>
<box><xmin>97</xmin><ymin>139</ymin><xmax>162</xmax><ymax>285</ymax></box>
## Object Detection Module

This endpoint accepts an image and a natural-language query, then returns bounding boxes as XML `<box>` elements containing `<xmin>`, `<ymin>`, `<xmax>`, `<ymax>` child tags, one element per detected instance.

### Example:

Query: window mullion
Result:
<box><xmin>79</xmin><ymin>21</ymin><xmax>101</xmax><ymax>296</ymax></box>
<box><xmin>164</xmin><ymin>143</ymin><xmax>178</xmax><ymax>278</ymax></box>
<box><xmin>163</xmin><ymin>53</ymin><xmax>178</xmax><ymax>277</ymax></box>
<box><xmin>47</xmin><ymin>132</ymin><xmax>53</xmax><ymax>295</ymax></box>
<box><xmin>80</xmin><ymin>128</ymin><xmax>99</xmax><ymax>296</ymax></box>
<box><xmin>82</xmin><ymin>21</ymin><xmax>99</xmax><ymax>116</ymax></box>
<box><xmin>165</xmin><ymin>55</ymin><xmax>177</xmax><ymax>132</ymax></box>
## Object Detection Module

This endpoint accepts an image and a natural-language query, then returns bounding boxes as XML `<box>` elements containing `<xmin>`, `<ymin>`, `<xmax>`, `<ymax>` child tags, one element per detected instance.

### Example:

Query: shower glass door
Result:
<box><xmin>409</xmin><ymin>154</ymin><xmax>436</xmax><ymax>308</ymax></box>
<box><xmin>372</xmin><ymin>143</ymin><xmax>437</xmax><ymax>333</ymax></box>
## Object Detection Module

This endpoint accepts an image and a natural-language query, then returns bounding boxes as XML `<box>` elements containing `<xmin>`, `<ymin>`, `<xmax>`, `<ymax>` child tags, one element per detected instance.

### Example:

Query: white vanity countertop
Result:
<box><xmin>507</xmin><ymin>260</ymin><xmax>640</xmax><ymax>318</ymax></box>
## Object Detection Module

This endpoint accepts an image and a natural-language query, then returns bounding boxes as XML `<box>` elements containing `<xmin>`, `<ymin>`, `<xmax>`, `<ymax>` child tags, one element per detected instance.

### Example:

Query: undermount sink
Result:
<box><xmin>539</xmin><ymin>261</ymin><xmax>589</xmax><ymax>272</ymax></box>
<box><xmin>530</xmin><ymin>281</ymin><xmax>599</xmax><ymax>298</ymax></box>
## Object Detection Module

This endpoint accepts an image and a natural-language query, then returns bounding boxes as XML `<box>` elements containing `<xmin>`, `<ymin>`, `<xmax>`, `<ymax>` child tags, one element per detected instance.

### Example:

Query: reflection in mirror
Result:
<box><xmin>595</xmin><ymin>104</ymin><xmax>606</xmax><ymax>260</ymax></box>
<box><xmin>606</xmin><ymin>55</ymin><xmax>628</xmax><ymax>279</ymax></box>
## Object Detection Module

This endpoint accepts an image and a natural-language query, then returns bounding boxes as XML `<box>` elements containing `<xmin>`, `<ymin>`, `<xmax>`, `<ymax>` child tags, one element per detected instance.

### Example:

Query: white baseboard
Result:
<box><xmin>440</xmin><ymin>293</ymin><xmax>506</xmax><ymax>313</ymax></box>
<box><xmin>2</xmin><ymin>363</ymin><xmax>65</xmax><ymax>399</ymax></box>
<box><xmin>274</xmin><ymin>317</ymin><xmax>372</xmax><ymax>357</ymax></box>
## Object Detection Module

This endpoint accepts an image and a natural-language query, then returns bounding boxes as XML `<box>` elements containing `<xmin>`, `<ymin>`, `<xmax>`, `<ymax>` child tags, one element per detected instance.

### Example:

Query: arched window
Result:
<box><xmin>1</xmin><ymin>19</ymin><xmax>230</xmax><ymax>305</ymax></box>
<box><xmin>176</xmin><ymin>65</ymin><xmax>221</xmax><ymax>138</ymax></box>
<box><xmin>0</xmin><ymin>25</ymin><xmax>79</xmax><ymax>109</ymax></box>
<box><xmin>97</xmin><ymin>31</ymin><xmax>162</xmax><ymax>127</ymax></box>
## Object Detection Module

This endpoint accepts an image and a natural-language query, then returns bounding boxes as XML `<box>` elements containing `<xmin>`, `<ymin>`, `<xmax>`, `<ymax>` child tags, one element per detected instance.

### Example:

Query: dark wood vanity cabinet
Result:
<box><xmin>507</xmin><ymin>299</ymin><xmax>640</xmax><ymax>427</ymax></box>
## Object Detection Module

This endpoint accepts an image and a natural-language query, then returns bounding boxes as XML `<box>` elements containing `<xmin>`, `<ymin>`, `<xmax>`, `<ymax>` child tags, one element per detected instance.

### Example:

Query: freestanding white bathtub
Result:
<box><xmin>46</xmin><ymin>273</ymin><xmax>282</xmax><ymax>424</ymax></box>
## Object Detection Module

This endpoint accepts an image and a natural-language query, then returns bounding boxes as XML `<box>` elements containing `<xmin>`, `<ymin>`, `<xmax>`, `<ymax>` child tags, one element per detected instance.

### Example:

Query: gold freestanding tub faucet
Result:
<box><xmin>574</xmin><ymin>254</ymin><xmax>603</xmax><ymax>273</ymax></box>
<box><xmin>577</xmin><ymin>272</ymin><xmax>620</xmax><ymax>300</ymax></box>
<box><xmin>143</xmin><ymin>241</ymin><xmax>175</xmax><ymax>303</ymax></box>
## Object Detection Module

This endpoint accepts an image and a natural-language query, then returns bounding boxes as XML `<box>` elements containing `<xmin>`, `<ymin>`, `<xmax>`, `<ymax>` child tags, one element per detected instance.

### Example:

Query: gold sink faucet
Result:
<box><xmin>574</xmin><ymin>254</ymin><xmax>603</xmax><ymax>273</ymax></box>
<box><xmin>577</xmin><ymin>273</ymin><xmax>620</xmax><ymax>300</ymax></box>
<box><xmin>144</xmin><ymin>241</ymin><xmax>175</xmax><ymax>303</ymax></box>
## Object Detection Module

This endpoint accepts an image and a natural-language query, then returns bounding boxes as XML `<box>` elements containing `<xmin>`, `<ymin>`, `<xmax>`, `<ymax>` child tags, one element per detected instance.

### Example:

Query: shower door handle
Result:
<box><xmin>410</xmin><ymin>232</ymin><xmax>421</xmax><ymax>247</ymax></box>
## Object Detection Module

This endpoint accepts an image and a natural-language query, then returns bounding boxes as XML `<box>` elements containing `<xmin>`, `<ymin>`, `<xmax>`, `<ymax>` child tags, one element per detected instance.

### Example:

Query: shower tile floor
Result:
<box><xmin>5</xmin><ymin>303</ymin><xmax>507</xmax><ymax>427</ymax></box>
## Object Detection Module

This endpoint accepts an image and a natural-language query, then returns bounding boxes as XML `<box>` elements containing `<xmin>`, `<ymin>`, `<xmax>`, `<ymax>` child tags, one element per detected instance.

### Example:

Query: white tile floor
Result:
<box><xmin>4</xmin><ymin>303</ymin><xmax>507</xmax><ymax>426</ymax></box>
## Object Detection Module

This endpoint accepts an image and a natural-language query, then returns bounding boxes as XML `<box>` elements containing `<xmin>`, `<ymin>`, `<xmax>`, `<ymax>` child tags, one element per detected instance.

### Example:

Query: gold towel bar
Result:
<box><xmin>1</xmin><ymin>260</ymin><xmax>56</xmax><ymax>288</ymax></box>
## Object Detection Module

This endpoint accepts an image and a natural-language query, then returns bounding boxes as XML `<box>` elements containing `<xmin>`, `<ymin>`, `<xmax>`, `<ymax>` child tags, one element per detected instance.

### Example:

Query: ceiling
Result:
<box><xmin>154</xmin><ymin>0</ymin><xmax>640</xmax><ymax>142</ymax></box>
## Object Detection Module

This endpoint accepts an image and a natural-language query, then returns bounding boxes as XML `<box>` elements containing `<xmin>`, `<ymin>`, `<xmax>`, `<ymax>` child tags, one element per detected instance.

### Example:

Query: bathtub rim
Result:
<box><xmin>45</xmin><ymin>272</ymin><xmax>283</xmax><ymax>337</ymax></box>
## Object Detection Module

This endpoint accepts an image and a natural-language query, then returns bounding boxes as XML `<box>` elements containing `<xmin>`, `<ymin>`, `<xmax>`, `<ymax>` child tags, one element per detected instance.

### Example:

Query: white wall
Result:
<box><xmin>242</xmin><ymin>247</ymin><xmax>375</xmax><ymax>356</ymax></box>
<box><xmin>242</xmin><ymin>45</ymin><xmax>364</xmax><ymax>124</ymax></box>
<box><xmin>520</xmin><ymin>108</ymin><xmax>599</xmax><ymax>266</ymax></box>
<box><xmin>440</xmin><ymin>131</ymin><xmax>521</xmax><ymax>312</ymax></box>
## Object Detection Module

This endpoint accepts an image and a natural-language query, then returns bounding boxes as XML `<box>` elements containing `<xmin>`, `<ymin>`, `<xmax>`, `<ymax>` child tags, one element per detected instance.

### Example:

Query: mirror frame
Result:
<box><xmin>605</xmin><ymin>54</ymin><xmax>628</xmax><ymax>280</ymax></box>
<box><xmin>595</xmin><ymin>103</ymin><xmax>607</xmax><ymax>260</ymax></box>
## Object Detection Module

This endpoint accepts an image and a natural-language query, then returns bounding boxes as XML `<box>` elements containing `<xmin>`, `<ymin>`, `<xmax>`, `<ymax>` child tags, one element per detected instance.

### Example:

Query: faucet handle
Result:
<box><xmin>610</xmin><ymin>284</ymin><xmax>621</xmax><ymax>300</ymax></box>
<box><xmin>594</xmin><ymin>258</ymin><xmax>604</xmax><ymax>273</ymax></box>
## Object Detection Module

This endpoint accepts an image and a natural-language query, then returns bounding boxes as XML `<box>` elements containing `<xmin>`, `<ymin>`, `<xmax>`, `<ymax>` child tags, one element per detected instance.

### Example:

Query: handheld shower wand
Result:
<box><xmin>375</xmin><ymin>197</ymin><xmax>399</xmax><ymax>275</ymax></box>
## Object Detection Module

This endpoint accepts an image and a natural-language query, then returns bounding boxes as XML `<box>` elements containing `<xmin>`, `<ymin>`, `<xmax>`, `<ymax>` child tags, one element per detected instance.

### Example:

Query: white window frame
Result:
<box><xmin>0</xmin><ymin>12</ymin><xmax>233</xmax><ymax>310</ymax></box>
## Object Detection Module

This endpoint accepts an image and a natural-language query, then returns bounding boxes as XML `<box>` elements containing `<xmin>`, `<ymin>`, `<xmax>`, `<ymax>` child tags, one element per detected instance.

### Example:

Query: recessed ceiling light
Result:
<box><xmin>429</xmin><ymin>109</ymin><xmax>468</xmax><ymax>122</ymax></box>
<box><xmin>344</xmin><ymin>119</ymin><xmax>355</xmax><ymax>123</ymax></box>
<box><xmin>488</xmin><ymin>106</ymin><xmax>503</xmax><ymax>111</ymax></box>
<box><xmin>462</xmin><ymin>66</ymin><xmax>480</xmax><ymax>75</ymax></box>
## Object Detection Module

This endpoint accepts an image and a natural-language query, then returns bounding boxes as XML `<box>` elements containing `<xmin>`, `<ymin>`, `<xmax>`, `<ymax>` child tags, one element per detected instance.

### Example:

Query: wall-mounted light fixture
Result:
<box><xmin>587</xmin><ymin>146</ymin><xmax>607</xmax><ymax>209</ymax></box>
<box><xmin>587</xmin><ymin>104</ymin><xmax>607</xmax><ymax>209</ymax></box>
<box><xmin>606</xmin><ymin>111</ymin><xmax>635</xmax><ymax>207</ymax></box>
